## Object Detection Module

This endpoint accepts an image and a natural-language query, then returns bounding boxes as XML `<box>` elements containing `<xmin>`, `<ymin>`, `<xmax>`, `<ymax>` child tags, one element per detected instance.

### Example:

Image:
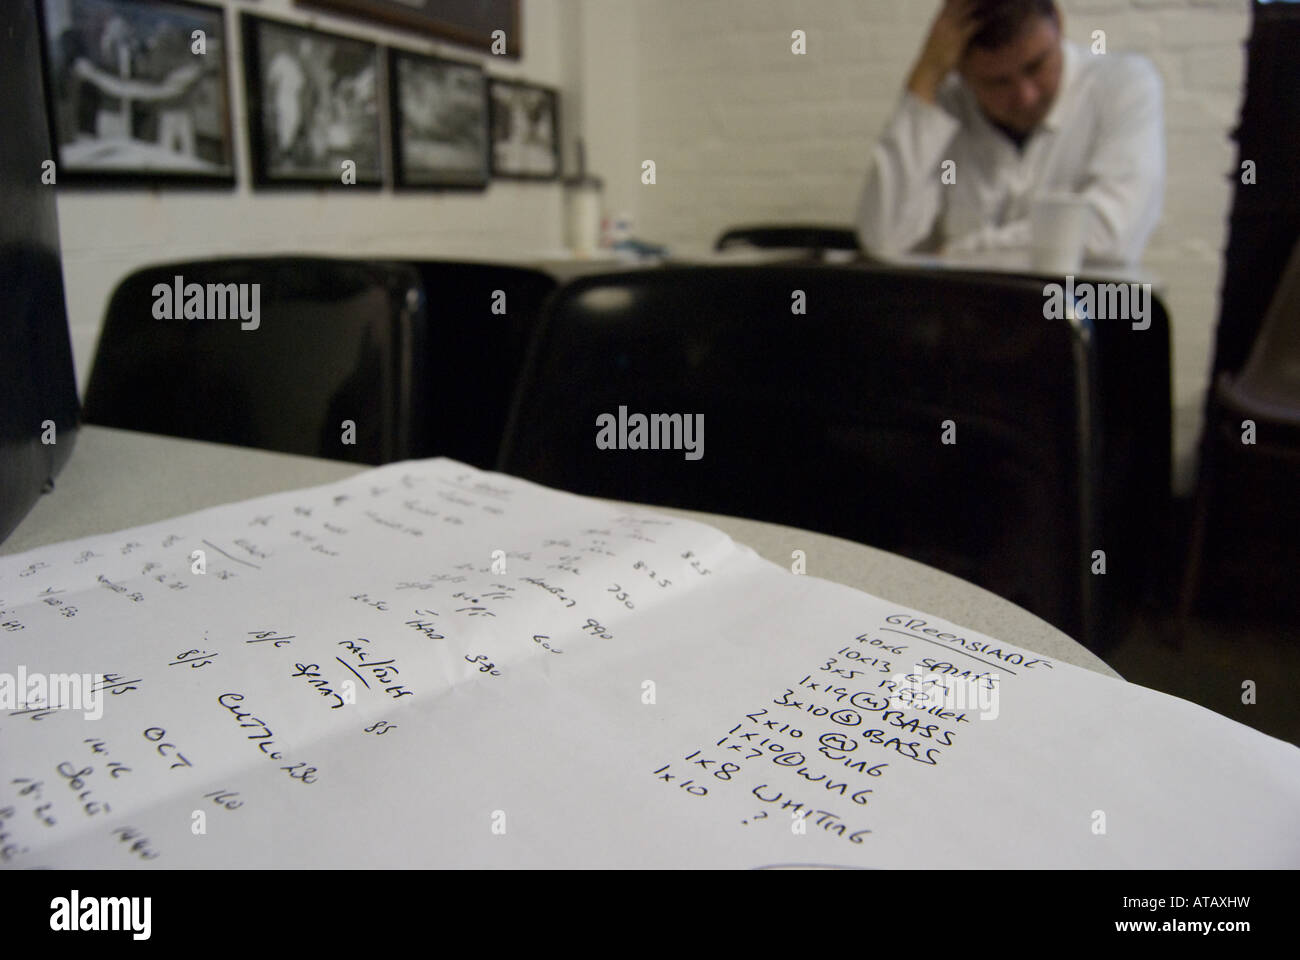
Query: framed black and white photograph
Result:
<box><xmin>36</xmin><ymin>0</ymin><xmax>235</xmax><ymax>185</ymax></box>
<box><xmin>389</xmin><ymin>48</ymin><xmax>488</xmax><ymax>190</ymax></box>
<box><xmin>488</xmin><ymin>77</ymin><xmax>558</xmax><ymax>181</ymax></box>
<box><xmin>242</xmin><ymin>14</ymin><xmax>381</xmax><ymax>188</ymax></box>
<box><xmin>295</xmin><ymin>0</ymin><xmax>521</xmax><ymax>58</ymax></box>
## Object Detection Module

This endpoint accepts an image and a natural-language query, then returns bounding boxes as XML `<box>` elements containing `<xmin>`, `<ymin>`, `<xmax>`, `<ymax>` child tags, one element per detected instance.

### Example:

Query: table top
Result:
<box><xmin>1</xmin><ymin>425</ymin><xmax>1120</xmax><ymax>680</ymax></box>
<box><xmin>529</xmin><ymin>249</ymin><xmax>1162</xmax><ymax>289</ymax></box>
<box><xmin>879</xmin><ymin>250</ymin><xmax>1163</xmax><ymax>289</ymax></box>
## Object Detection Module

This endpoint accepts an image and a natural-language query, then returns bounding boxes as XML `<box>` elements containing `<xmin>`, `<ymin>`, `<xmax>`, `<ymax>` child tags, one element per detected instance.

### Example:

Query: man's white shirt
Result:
<box><xmin>856</xmin><ymin>41</ymin><xmax>1165</xmax><ymax>265</ymax></box>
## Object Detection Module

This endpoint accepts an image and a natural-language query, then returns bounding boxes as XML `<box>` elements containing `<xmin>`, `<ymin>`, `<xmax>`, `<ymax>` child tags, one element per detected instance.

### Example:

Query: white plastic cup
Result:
<box><xmin>1030</xmin><ymin>193</ymin><xmax>1089</xmax><ymax>274</ymax></box>
<box><xmin>566</xmin><ymin>185</ymin><xmax>602</xmax><ymax>257</ymax></box>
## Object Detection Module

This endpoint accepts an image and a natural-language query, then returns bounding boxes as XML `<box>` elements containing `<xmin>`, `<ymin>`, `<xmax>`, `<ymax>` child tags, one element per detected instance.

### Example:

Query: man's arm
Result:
<box><xmin>942</xmin><ymin>218</ymin><xmax>1031</xmax><ymax>256</ymax></box>
<box><xmin>857</xmin><ymin>94</ymin><xmax>963</xmax><ymax>256</ymax></box>
<box><xmin>1077</xmin><ymin>54</ymin><xmax>1164</xmax><ymax>264</ymax></box>
<box><xmin>71</xmin><ymin>58</ymin><xmax>206</xmax><ymax>102</ymax></box>
<box><xmin>857</xmin><ymin>1</ymin><xmax>980</xmax><ymax>256</ymax></box>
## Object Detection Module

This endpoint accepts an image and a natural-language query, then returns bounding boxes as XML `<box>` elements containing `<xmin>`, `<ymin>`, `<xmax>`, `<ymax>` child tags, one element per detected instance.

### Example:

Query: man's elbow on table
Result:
<box><xmin>855</xmin><ymin>182</ymin><xmax>921</xmax><ymax>260</ymax></box>
<box><xmin>1083</xmin><ymin>62</ymin><xmax>1165</xmax><ymax>265</ymax></box>
<box><xmin>1083</xmin><ymin>186</ymin><xmax>1164</xmax><ymax>266</ymax></box>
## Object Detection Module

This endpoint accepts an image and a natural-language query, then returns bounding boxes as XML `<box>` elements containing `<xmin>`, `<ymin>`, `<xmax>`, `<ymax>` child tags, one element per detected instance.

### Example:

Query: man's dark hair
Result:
<box><xmin>969</xmin><ymin>0</ymin><xmax>1059</xmax><ymax>51</ymax></box>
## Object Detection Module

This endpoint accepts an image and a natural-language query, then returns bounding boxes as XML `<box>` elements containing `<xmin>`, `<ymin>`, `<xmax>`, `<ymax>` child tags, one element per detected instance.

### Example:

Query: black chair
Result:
<box><xmin>403</xmin><ymin>261</ymin><xmax>556</xmax><ymax>469</ymax></box>
<box><xmin>499</xmin><ymin>265</ymin><xmax>1169</xmax><ymax>652</ymax></box>
<box><xmin>715</xmin><ymin>225</ymin><xmax>860</xmax><ymax>257</ymax></box>
<box><xmin>1182</xmin><ymin>236</ymin><xmax>1300</xmax><ymax>617</ymax></box>
<box><xmin>0</xmin><ymin>0</ymin><xmax>80</xmax><ymax>543</ymax></box>
<box><xmin>83</xmin><ymin>257</ymin><xmax>430</xmax><ymax>465</ymax></box>
<box><xmin>1180</xmin><ymin>0</ymin><xmax>1300</xmax><ymax>618</ymax></box>
<box><xmin>1086</xmin><ymin>277</ymin><xmax>1174</xmax><ymax>634</ymax></box>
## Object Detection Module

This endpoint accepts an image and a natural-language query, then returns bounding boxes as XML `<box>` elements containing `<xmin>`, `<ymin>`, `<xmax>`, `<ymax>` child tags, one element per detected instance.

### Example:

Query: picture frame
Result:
<box><xmin>241</xmin><ymin>13</ymin><xmax>382</xmax><ymax>188</ymax></box>
<box><xmin>488</xmin><ymin>77</ymin><xmax>559</xmax><ymax>181</ymax></box>
<box><xmin>36</xmin><ymin>0</ymin><xmax>236</xmax><ymax>186</ymax></box>
<box><xmin>388</xmin><ymin>47</ymin><xmax>489</xmax><ymax>190</ymax></box>
<box><xmin>294</xmin><ymin>0</ymin><xmax>521</xmax><ymax>59</ymax></box>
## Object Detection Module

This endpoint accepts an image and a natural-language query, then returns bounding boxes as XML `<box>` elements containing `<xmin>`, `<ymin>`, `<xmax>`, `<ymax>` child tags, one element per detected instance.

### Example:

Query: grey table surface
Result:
<box><xmin>2</xmin><ymin>425</ymin><xmax>1121</xmax><ymax>680</ymax></box>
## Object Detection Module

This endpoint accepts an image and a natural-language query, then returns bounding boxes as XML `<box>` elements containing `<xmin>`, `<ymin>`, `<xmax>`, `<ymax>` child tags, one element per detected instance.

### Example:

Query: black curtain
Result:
<box><xmin>1210</xmin><ymin>0</ymin><xmax>1300</xmax><ymax>381</ymax></box>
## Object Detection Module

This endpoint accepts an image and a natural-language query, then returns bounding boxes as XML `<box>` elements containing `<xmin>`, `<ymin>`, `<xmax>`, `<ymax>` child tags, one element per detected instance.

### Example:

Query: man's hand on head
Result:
<box><xmin>908</xmin><ymin>0</ymin><xmax>982</xmax><ymax>104</ymax></box>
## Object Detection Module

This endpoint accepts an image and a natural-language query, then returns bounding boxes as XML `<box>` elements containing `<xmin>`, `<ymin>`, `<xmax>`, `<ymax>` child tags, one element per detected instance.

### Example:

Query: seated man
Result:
<box><xmin>857</xmin><ymin>0</ymin><xmax>1164</xmax><ymax>265</ymax></box>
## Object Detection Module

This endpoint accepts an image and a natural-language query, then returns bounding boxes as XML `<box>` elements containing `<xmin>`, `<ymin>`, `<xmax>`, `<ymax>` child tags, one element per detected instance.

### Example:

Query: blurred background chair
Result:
<box><xmin>1208</xmin><ymin>0</ymin><xmax>1300</xmax><ymax>387</ymax></box>
<box><xmin>1182</xmin><ymin>236</ymin><xmax>1300</xmax><ymax>618</ymax></box>
<box><xmin>83</xmin><ymin>257</ymin><xmax>430</xmax><ymax>465</ymax></box>
<box><xmin>498</xmin><ymin>264</ymin><xmax>1171</xmax><ymax>653</ymax></box>
<box><xmin>1179</xmin><ymin>0</ymin><xmax>1300</xmax><ymax>621</ymax></box>
<box><xmin>0</xmin><ymin>0</ymin><xmax>79</xmax><ymax>543</ymax></box>
<box><xmin>714</xmin><ymin>224</ymin><xmax>860</xmax><ymax>259</ymax></box>
<box><xmin>403</xmin><ymin>260</ymin><xmax>556</xmax><ymax>469</ymax></box>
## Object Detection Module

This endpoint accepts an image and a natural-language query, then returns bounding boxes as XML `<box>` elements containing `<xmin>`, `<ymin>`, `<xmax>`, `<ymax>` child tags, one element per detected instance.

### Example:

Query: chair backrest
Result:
<box><xmin>715</xmin><ymin>225</ymin><xmax>860</xmax><ymax>254</ymax></box>
<box><xmin>1224</xmin><ymin>235</ymin><xmax>1300</xmax><ymax>424</ymax></box>
<box><xmin>83</xmin><ymin>257</ymin><xmax>428</xmax><ymax>464</ymax></box>
<box><xmin>404</xmin><ymin>260</ymin><xmax>556</xmax><ymax>469</ymax></box>
<box><xmin>499</xmin><ymin>264</ymin><xmax>1098</xmax><ymax>643</ymax></box>
<box><xmin>0</xmin><ymin>0</ymin><xmax>80</xmax><ymax>543</ymax></box>
<box><xmin>1085</xmin><ymin>280</ymin><xmax>1173</xmax><ymax>645</ymax></box>
<box><xmin>1195</xmin><ymin>235</ymin><xmax>1299</xmax><ymax>616</ymax></box>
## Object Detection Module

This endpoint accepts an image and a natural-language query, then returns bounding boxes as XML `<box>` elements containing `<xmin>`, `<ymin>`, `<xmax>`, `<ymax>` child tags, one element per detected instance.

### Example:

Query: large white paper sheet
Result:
<box><xmin>1</xmin><ymin>458</ymin><xmax>1296</xmax><ymax>868</ymax></box>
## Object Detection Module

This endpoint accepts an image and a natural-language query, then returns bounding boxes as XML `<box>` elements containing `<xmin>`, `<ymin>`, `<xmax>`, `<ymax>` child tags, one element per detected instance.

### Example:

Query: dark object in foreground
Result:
<box><xmin>0</xmin><ymin>0</ymin><xmax>80</xmax><ymax>544</ymax></box>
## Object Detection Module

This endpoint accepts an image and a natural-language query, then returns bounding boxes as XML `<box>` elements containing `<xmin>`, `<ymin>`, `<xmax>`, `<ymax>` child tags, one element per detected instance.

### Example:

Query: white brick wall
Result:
<box><xmin>598</xmin><ymin>0</ymin><xmax>1253</xmax><ymax>493</ymax></box>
